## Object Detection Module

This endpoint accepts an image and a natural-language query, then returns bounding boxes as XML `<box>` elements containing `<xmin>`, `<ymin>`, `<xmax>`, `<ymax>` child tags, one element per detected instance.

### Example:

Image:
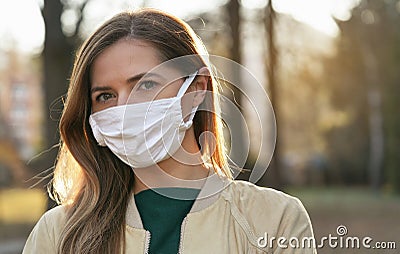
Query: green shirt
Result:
<box><xmin>134</xmin><ymin>188</ymin><xmax>201</xmax><ymax>254</ymax></box>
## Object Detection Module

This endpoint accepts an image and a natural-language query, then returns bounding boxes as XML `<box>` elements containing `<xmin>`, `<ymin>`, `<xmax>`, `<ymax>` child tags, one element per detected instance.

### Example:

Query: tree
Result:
<box><xmin>259</xmin><ymin>0</ymin><xmax>282</xmax><ymax>189</ymax></box>
<box><xmin>225</xmin><ymin>0</ymin><xmax>249</xmax><ymax>176</ymax></box>
<box><xmin>322</xmin><ymin>0</ymin><xmax>400</xmax><ymax>192</ymax></box>
<box><xmin>34</xmin><ymin>0</ymin><xmax>87</xmax><ymax>209</ymax></box>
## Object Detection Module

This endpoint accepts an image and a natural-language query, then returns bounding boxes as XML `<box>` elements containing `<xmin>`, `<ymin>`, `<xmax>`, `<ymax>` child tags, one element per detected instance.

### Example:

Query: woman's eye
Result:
<box><xmin>96</xmin><ymin>93</ymin><xmax>115</xmax><ymax>102</ymax></box>
<box><xmin>138</xmin><ymin>80</ymin><xmax>159</xmax><ymax>91</ymax></box>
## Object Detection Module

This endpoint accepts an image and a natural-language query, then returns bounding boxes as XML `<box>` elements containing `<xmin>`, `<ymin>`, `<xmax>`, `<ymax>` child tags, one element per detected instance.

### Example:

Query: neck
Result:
<box><xmin>133</xmin><ymin>127</ymin><xmax>210</xmax><ymax>194</ymax></box>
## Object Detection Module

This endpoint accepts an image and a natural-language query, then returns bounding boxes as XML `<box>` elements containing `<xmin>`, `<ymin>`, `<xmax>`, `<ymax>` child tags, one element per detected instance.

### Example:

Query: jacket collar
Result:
<box><xmin>126</xmin><ymin>171</ymin><xmax>231</xmax><ymax>229</ymax></box>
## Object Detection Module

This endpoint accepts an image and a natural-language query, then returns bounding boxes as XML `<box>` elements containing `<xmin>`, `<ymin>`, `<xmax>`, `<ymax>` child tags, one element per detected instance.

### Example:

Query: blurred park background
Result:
<box><xmin>0</xmin><ymin>0</ymin><xmax>399</xmax><ymax>253</ymax></box>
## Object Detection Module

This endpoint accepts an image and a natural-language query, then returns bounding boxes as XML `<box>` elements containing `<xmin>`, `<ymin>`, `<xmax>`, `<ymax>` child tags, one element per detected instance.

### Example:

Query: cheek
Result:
<box><xmin>181</xmin><ymin>92</ymin><xmax>196</xmax><ymax>119</ymax></box>
<box><xmin>91</xmin><ymin>101</ymin><xmax>116</xmax><ymax>113</ymax></box>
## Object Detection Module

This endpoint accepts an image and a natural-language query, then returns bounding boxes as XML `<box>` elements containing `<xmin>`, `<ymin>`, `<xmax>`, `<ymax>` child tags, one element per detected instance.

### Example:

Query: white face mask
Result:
<box><xmin>89</xmin><ymin>71</ymin><xmax>198</xmax><ymax>168</ymax></box>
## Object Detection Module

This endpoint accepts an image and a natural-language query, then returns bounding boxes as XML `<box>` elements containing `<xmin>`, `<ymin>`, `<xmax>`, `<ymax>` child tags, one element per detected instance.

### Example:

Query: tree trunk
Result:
<box><xmin>258</xmin><ymin>0</ymin><xmax>282</xmax><ymax>189</ymax></box>
<box><xmin>362</xmin><ymin>47</ymin><xmax>384</xmax><ymax>192</ymax></box>
<box><xmin>40</xmin><ymin>0</ymin><xmax>74</xmax><ymax>209</ymax></box>
<box><xmin>226</xmin><ymin>0</ymin><xmax>248</xmax><ymax>176</ymax></box>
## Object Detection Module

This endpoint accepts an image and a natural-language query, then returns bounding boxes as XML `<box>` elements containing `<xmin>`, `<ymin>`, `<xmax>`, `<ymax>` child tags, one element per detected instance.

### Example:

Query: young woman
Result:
<box><xmin>23</xmin><ymin>9</ymin><xmax>316</xmax><ymax>254</ymax></box>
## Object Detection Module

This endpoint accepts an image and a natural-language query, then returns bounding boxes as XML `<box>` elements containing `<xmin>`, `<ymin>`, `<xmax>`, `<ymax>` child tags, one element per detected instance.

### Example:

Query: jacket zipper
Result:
<box><xmin>178</xmin><ymin>217</ymin><xmax>187</xmax><ymax>254</ymax></box>
<box><xmin>144</xmin><ymin>230</ymin><xmax>151</xmax><ymax>254</ymax></box>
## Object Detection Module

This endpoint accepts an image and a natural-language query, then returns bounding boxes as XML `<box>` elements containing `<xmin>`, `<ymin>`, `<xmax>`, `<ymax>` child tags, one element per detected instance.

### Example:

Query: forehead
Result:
<box><xmin>90</xmin><ymin>39</ymin><xmax>162</xmax><ymax>85</ymax></box>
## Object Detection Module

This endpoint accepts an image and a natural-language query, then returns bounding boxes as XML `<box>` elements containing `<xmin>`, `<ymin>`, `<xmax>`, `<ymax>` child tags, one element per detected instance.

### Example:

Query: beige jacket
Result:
<box><xmin>23</xmin><ymin>175</ymin><xmax>317</xmax><ymax>253</ymax></box>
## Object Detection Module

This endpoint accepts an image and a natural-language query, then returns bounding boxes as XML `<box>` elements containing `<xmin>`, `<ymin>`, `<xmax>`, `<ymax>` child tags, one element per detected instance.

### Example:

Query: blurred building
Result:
<box><xmin>0</xmin><ymin>49</ymin><xmax>43</xmax><ymax>161</ymax></box>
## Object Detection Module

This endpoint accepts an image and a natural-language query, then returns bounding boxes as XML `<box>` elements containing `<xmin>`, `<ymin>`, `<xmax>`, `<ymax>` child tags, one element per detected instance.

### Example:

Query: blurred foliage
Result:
<box><xmin>183</xmin><ymin>1</ymin><xmax>400</xmax><ymax>192</ymax></box>
<box><xmin>320</xmin><ymin>0</ymin><xmax>400</xmax><ymax>192</ymax></box>
<box><xmin>321</xmin><ymin>13</ymin><xmax>371</xmax><ymax>185</ymax></box>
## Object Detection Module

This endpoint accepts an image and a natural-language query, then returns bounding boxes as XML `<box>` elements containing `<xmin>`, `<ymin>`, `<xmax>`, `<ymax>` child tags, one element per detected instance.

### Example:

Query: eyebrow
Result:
<box><xmin>90</xmin><ymin>72</ymin><xmax>166</xmax><ymax>94</ymax></box>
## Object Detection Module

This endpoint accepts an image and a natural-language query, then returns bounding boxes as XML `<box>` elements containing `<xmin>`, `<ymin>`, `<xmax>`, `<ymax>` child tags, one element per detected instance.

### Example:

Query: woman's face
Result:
<box><xmin>90</xmin><ymin>39</ymin><xmax>186</xmax><ymax>113</ymax></box>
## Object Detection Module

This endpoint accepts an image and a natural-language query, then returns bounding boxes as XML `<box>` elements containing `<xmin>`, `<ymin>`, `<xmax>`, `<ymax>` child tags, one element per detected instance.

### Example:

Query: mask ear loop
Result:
<box><xmin>176</xmin><ymin>71</ymin><xmax>199</xmax><ymax>128</ymax></box>
<box><xmin>176</xmin><ymin>71</ymin><xmax>198</xmax><ymax>98</ymax></box>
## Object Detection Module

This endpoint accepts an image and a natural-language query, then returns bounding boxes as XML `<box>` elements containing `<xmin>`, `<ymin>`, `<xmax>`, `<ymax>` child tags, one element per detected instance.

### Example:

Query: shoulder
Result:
<box><xmin>22</xmin><ymin>205</ymin><xmax>67</xmax><ymax>254</ymax></box>
<box><xmin>222</xmin><ymin>180</ymin><xmax>305</xmax><ymax>214</ymax></box>
<box><xmin>221</xmin><ymin>180</ymin><xmax>316</xmax><ymax>252</ymax></box>
<box><xmin>42</xmin><ymin>205</ymin><xmax>68</xmax><ymax>223</ymax></box>
<box><xmin>37</xmin><ymin>205</ymin><xmax>67</xmax><ymax>238</ymax></box>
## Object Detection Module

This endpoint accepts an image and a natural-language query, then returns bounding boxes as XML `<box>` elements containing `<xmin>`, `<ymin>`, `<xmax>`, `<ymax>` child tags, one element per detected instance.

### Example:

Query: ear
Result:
<box><xmin>190</xmin><ymin>66</ymin><xmax>209</xmax><ymax>107</ymax></box>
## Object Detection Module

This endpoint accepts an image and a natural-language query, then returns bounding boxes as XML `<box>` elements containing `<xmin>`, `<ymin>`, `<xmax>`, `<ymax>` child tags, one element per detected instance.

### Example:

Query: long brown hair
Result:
<box><xmin>53</xmin><ymin>8</ymin><xmax>231</xmax><ymax>253</ymax></box>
